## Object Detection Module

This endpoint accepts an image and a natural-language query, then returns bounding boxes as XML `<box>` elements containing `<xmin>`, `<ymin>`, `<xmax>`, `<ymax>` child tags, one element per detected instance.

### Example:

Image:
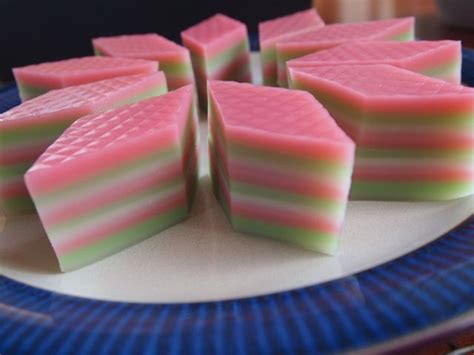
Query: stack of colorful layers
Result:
<box><xmin>287</xmin><ymin>40</ymin><xmax>462</xmax><ymax>84</ymax></box>
<box><xmin>289</xmin><ymin>64</ymin><xmax>474</xmax><ymax>200</ymax></box>
<box><xmin>258</xmin><ymin>8</ymin><xmax>324</xmax><ymax>86</ymax></box>
<box><xmin>208</xmin><ymin>80</ymin><xmax>355</xmax><ymax>254</ymax></box>
<box><xmin>13</xmin><ymin>56</ymin><xmax>159</xmax><ymax>101</ymax></box>
<box><xmin>0</xmin><ymin>72</ymin><xmax>167</xmax><ymax>215</ymax></box>
<box><xmin>25</xmin><ymin>85</ymin><xmax>198</xmax><ymax>271</ymax></box>
<box><xmin>93</xmin><ymin>33</ymin><xmax>195</xmax><ymax>91</ymax></box>
<box><xmin>276</xmin><ymin>17</ymin><xmax>415</xmax><ymax>87</ymax></box>
<box><xmin>181</xmin><ymin>13</ymin><xmax>251</xmax><ymax>109</ymax></box>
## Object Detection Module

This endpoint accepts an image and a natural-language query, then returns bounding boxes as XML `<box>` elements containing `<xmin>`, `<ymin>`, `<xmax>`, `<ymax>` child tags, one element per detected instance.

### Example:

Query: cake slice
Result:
<box><xmin>208</xmin><ymin>80</ymin><xmax>355</xmax><ymax>253</ymax></box>
<box><xmin>258</xmin><ymin>8</ymin><xmax>324</xmax><ymax>86</ymax></box>
<box><xmin>25</xmin><ymin>85</ymin><xmax>198</xmax><ymax>271</ymax></box>
<box><xmin>0</xmin><ymin>72</ymin><xmax>167</xmax><ymax>215</ymax></box>
<box><xmin>289</xmin><ymin>64</ymin><xmax>474</xmax><ymax>200</ymax></box>
<box><xmin>287</xmin><ymin>40</ymin><xmax>461</xmax><ymax>84</ymax></box>
<box><xmin>181</xmin><ymin>13</ymin><xmax>251</xmax><ymax>110</ymax></box>
<box><xmin>93</xmin><ymin>33</ymin><xmax>195</xmax><ymax>91</ymax></box>
<box><xmin>276</xmin><ymin>17</ymin><xmax>415</xmax><ymax>87</ymax></box>
<box><xmin>13</xmin><ymin>56</ymin><xmax>158</xmax><ymax>101</ymax></box>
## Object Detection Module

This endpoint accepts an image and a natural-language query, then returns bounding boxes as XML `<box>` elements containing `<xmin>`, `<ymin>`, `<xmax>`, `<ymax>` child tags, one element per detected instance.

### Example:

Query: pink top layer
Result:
<box><xmin>13</xmin><ymin>56</ymin><xmax>158</xmax><ymax>89</ymax></box>
<box><xmin>289</xmin><ymin>40</ymin><xmax>460</xmax><ymax>67</ymax></box>
<box><xmin>30</xmin><ymin>85</ymin><xmax>193</xmax><ymax>171</ymax></box>
<box><xmin>259</xmin><ymin>8</ymin><xmax>325</xmax><ymax>46</ymax></box>
<box><xmin>289</xmin><ymin>64</ymin><xmax>474</xmax><ymax>112</ymax></box>
<box><xmin>277</xmin><ymin>17</ymin><xmax>414</xmax><ymax>48</ymax></box>
<box><xmin>181</xmin><ymin>13</ymin><xmax>248</xmax><ymax>55</ymax></box>
<box><xmin>93</xmin><ymin>33</ymin><xmax>188</xmax><ymax>59</ymax></box>
<box><xmin>0</xmin><ymin>72</ymin><xmax>166</xmax><ymax>126</ymax></box>
<box><xmin>208</xmin><ymin>80</ymin><xmax>351</xmax><ymax>144</ymax></box>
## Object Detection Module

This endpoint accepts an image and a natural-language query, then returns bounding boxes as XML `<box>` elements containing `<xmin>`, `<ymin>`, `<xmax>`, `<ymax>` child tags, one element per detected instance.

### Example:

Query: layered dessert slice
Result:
<box><xmin>0</xmin><ymin>72</ymin><xmax>167</xmax><ymax>215</ymax></box>
<box><xmin>258</xmin><ymin>8</ymin><xmax>324</xmax><ymax>86</ymax></box>
<box><xmin>25</xmin><ymin>85</ymin><xmax>198</xmax><ymax>271</ymax></box>
<box><xmin>181</xmin><ymin>13</ymin><xmax>251</xmax><ymax>109</ymax></box>
<box><xmin>93</xmin><ymin>33</ymin><xmax>195</xmax><ymax>91</ymax></box>
<box><xmin>287</xmin><ymin>40</ymin><xmax>462</xmax><ymax>84</ymax></box>
<box><xmin>276</xmin><ymin>17</ymin><xmax>415</xmax><ymax>87</ymax></box>
<box><xmin>289</xmin><ymin>64</ymin><xmax>474</xmax><ymax>200</ymax></box>
<box><xmin>208</xmin><ymin>80</ymin><xmax>355</xmax><ymax>254</ymax></box>
<box><xmin>13</xmin><ymin>56</ymin><xmax>159</xmax><ymax>101</ymax></box>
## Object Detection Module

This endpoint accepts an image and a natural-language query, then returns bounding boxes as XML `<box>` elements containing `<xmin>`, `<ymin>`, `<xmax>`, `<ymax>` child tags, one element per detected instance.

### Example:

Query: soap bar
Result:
<box><xmin>258</xmin><ymin>8</ymin><xmax>324</xmax><ymax>86</ymax></box>
<box><xmin>288</xmin><ymin>40</ymin><xmax>462</xmax><ymax>84</ymax></box>
<box><xmin>208</xmin><ymin>80</ymin><xmax>355</xmax><ymax>254</ymax></box>
<box><xmin>0</xmin><ymin>72</ymin><xmax>167</xmax><ymax>215</ymax></box>
<box><xmin>289</xmin><ymin>64</ymin><xmax>474</xmax><ymax>200</ymax></box>
<box><xmin>13</xmin><ymin>56</ymin><xmax>159</xmax><ymax>101</ymax></box>
<box><xmin>181</xmin><ymin>13</ymin><xmax>251</xmax><ymax>110</ymax></box>
<box><xmin>276</xmin><ymin>17</ymin><xmax>415</xmax><ymax>87</ymax></box>
<box><xmin>93</xmin><ymin>33</ymin><xmax>195</xmax><ymax>91</ymax></box>
<box><xmin>25</xmin><ymin>85</ymin><xmax>198</xmax><ymax>271</ymax></box>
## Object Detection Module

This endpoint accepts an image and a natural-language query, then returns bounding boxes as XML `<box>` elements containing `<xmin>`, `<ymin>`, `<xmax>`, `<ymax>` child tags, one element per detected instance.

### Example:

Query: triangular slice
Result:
<box><xmin>289</xmin><ymin>64</ymin><xmax>474</xmax><ymax>200</ymax></box>
<box><xmin>208</xmin><ymin>80</ymin><xmax>354</xmax><ymax>254</ymax></box>
<box><xmin>13</xmin><ymin>56</ymin><xmax>159</xmax><ymax>101</ymax></box>
<box><xmin>0</xmin><ymin>72</ymin><xmax>167</xmax><ymax>214</ymax></box>
<box><xmin>25</xmin><ymin>85</ymin><xmax>198</xmax><ymax>271</ymax></box>
<box><xmin>288</xmin><ymin>40</ymin><xmax>461</xmax><ymax>84</ymax></box>
<box><xmin>93</xmin><ymin>33</ymin><xmax>195</xmax><ymax>91</ymax></box>
<box><xmin>258</xmin><ymin>8</ymin><xmax>325</xmax><ymax>86</ymax></box>
<box><xmin>276</xmin><ymin>17</ymin><xmax>414</xmax><ymax>86</ymax></box>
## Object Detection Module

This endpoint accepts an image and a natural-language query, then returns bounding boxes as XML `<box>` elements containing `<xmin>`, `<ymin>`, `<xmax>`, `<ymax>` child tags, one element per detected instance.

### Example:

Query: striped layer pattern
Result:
<box><xmin>208</xmin><ymin>80</ymin><xmax>354</xmax><ymax>254</ymax></box>
<box><xmin>276</xmin><ymin>17</ymin><xmax>415</xmax><ymax>87</ymax></box>
<box><xmin>0</xmin><ymin>73</ymin><xmax>168</xmax><ymax>215</ymax></box>
<box><xmin>181</xmin><ymin>14</ymin><xmax>252</xmax><ymax>110</ymax></box>
<box><xmin>25</xmin><ymin>85</ymin><xmax>197</xmax><ymax>271</ymax></box>
<box><xmin>93</xmin><ymin>33</ymin><xmax>195</xmax><ymax>91</ymax></box>
<box><xmin>289</xmin><ymin>64</ymin><xmax>474</xmax><ymax>200</ymax></box>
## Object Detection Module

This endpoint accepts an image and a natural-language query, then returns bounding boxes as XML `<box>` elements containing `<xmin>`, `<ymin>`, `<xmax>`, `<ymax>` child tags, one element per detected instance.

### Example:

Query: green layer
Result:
<box><xmin>0</xmin><ymin>195</ymin><xmax>35</xmax><ymax>215</ymax></box>
<box><xmin>422</xmin><ymin>60</ymin><xmax>460</xmax><ymax>79</ymax></box>
<box><xmin>0</xmin><ymin>161</ymin><xmax>36</xmax><ymax>180</ymax></box>
<box><xmin>357</xmin><ymin>146</ymin><xmax>473</xmax><ymax>161</ymax></box>
<box><xmin>231</xmin><ymin>215</ymin><xmax>338</xmax><ymax>254</ymax></box>
<box><xmin>190</xmin><ymin>38</ymin><xmax>249</xmax><ymax>72</ymax></box>
<box><xmin>351</xmin><ymin>180</ymin><xmax>473</xmax><ymax>201</ymax></box>
<box><xmin>291</xmin><ymin>81</ymin><xmax>473</xmax><ymax>128</ymax></box>
<box><xmin>58</xmin><ymin>205</ymin><xmax>187</xmax><ymax>272</ymax></box>
<box><xmin>16</xmin><ymin>83</ymin><xmax>49</xmax><ymax>101</ymax></box>
<box><xmin>160</xmin><ymin>60</ymin><xmax>194</xmax><ymax>76</ymax></box>
<box><xmin>261</xmin><ymin>47</ymin><xmax>276</xmax><ymax>67</ymax></box>
<box><xmin>391</xmin><ymin>29</ymin><xmax>414</xmax><ymax>41</ymax></box>
<box><xmin>0</xmin><ymin>120</ymin><xmax>75</xmax><ymax>148</ymax></box>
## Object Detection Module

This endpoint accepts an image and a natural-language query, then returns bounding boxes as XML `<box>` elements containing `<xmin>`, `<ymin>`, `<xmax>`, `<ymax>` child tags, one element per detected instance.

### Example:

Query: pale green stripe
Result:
<box><xmin>232</xmin><ymin>215</ymin><xmax>338</xmax><ymax>254</ymax></box>
<box><xmin>351</xmin><ymin>180</ymin><xmax>473</xmax><ymax>201</ymax></box>
<box><xmin>58</xmin><ymin>205</ymin><xmax>187</xmax><ymax>271</ymax></box>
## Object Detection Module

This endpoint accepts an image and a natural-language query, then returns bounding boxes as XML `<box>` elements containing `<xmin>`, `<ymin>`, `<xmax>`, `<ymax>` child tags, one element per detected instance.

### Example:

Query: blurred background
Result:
<box><xmin>0</xmin><ymin>0</ymin><xmax>473</xmax><ymax>81</ymax></box>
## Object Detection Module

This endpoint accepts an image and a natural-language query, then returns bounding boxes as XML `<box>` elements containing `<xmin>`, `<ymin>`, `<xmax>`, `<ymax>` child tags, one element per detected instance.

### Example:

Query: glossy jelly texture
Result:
<box><xmin>25</xmin><ymin>85</ymin><xmax>197</xmax><ymax>271</ymax></box>
<box><xmin>208</xmin><ymin>80</ymin><xmax>355</xmax><ymax>253</ymax></box>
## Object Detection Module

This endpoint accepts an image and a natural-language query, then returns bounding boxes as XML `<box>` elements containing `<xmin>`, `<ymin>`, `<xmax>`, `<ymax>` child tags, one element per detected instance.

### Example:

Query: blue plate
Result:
<box><xmin>0</xmin><ymin>48</ymin><xmax>473</xmax><ymax>354</ymax></box>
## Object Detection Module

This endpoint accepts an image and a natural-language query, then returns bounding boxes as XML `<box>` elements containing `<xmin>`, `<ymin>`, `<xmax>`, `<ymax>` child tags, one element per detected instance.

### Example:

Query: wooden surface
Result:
<box><xmin>314</xmin><ymin>0</ymin><xmax>474</xmax><ymax>48</ymax></box>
